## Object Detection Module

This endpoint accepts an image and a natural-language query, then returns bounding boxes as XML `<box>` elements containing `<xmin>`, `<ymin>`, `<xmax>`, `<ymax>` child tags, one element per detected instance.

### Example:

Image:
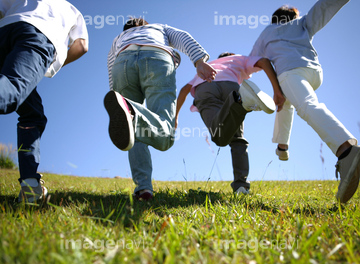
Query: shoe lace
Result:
<box><xmin>335</xmin><ymin>161</ymin><xmax>340</xmax><ymax>180</ymax></box>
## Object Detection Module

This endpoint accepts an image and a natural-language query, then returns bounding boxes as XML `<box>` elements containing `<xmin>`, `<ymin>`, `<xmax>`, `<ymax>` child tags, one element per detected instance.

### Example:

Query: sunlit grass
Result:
<box><xmin>0</xmin><ymin>169</ymin><xmax>359</xmax><ymax>263</ymax></box>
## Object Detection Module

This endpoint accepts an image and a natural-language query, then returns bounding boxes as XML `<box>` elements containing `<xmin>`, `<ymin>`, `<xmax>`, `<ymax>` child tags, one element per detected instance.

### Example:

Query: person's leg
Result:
<box><xmin>229</xmin><ymin>132</ymin><xmax>250</xmax><ymax>192</ymax></box>
<box><xmin>0</xmin><ymin>22</ymin><xmax>55</xmax><ymax>114</ymax></box>
<box><xmin>16</xmin><ymin>88</ymin><xmax>47</xmax><ymax>182</ymax></box>
<box><xmin>110</xmin><ymin>48</ymin><xmax>176</xmax><ymax>196</ymax></box>
<box><xmin>273</xmin><ymin>99</ymin><xmax>293</xmax><ymax>160</ymax></box>
<box><xmin>194</xmin><ymin>81</ymin><xmax>248</xmax><ymax>147</ymax></box>
<box><xmin>128</xmin><ymin>141</ymin><xmax>153</xmax><ymax>194</ymax></box>
<box><xmin>194</xmin><ymin>81</ymin><xmax>250</xmax><ymax>191</ymax></box>
<box><xmin>111</xmin><ymin>49</ymin><xmax>176</xmax><ymax>151</ymax></box>
<box><xmin>136</xmin><ymin>49</ymin><xmax>177</xmax><ymax>151</ymax></box>
<box><xmin>279</xmin><ymin>68</ymin><xmax>356</xmax><ymax>154</ymax></box>
<box><xmin>280</xmin><ymin>67</ymin><xmax>359</xmax><ymax>203</ymax></box>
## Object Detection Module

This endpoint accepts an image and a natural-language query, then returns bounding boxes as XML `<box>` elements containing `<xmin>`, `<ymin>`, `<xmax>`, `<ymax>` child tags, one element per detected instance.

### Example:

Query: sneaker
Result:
<box><xmin>18</xmin><ymin>179</ymin><xmax>48</xmax><ymax>203</ymax></box>
<box><xmin>104</xmin><ymin>91</ymin><xmax>134</xmax><ymax>151</ymax></box>
<box><xmin>134</xmin><ymin>189</ymin><xmax>153</xmax><ymax>201</ymax></box>
<box><xmin>239</xmin><ymin>79</ymin><xmax>275</xmax><ymax>114</ymax></box>
<box><xmin>235</xmin><ymin>186</ymin><xmax>250</xmax><ymax>195</ymax></box>
<box><xmin>276</xmin><ymin>148</ymin><xmax>289</xmax><ymax>161</ymax></box>
<box><xmin>335</xmin><ymin>145</ymin><xmax>360</xmax><ymax>203</ymax></box>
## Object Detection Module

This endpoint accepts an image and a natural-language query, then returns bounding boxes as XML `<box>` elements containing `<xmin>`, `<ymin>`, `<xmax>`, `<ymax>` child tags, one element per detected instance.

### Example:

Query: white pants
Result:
<box><xmin>272</xmin><ymin>67</ymin><xmax>357</xmax><ymax>155</ymax></box>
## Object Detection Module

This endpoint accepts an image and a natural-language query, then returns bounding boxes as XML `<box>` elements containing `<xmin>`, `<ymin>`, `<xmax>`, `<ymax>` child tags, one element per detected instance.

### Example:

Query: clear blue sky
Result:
<box><xmin>2</xmin><ymin>0</ymin><xmax>360</xmax><ymax>188</ymax></box>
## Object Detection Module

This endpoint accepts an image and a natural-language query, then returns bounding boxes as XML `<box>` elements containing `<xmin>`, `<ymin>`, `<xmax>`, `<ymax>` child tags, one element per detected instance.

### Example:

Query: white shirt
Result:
<box><xmin>0</xmin><ymin>0</ymin><xmax>88</xmax><ymax>77</ymax></box>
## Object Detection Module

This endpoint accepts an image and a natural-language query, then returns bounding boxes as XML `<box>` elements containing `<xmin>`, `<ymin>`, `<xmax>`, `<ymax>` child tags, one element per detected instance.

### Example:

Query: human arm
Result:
<box><xmin>254</xmin><ymin>58</ymin><xmax>285</xmax><ymax>112</ymax></box>
<box><xmin>165</xmin><ymin>25</ymin><xmax>216</xmax><ymax>81</ymax></box>
<box><xmin>62</xmin><ymin>38</ymin><xmax>88</xmax><ymax>67</ymax></box>
<box><xmin>175</xmin><ymin>84</ymin><xmax>192</xmax><ymax>129</ymax></box>
<box><xmin>305</xmin><ymin>0</ymin><xmax>350</xmax><ymax>38</ymax></box>
<box><xmin>195</xmin><ymin>59</ymin><xmax>217</xmax><ymax>83</ymax></box>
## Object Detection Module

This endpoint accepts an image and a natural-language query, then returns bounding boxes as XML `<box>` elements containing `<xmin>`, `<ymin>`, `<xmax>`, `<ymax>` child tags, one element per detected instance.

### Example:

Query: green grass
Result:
<box><xmin>0</xmin><ymin>169</ymin><xmax>359</xmax><ymax>264</ymax></box>
<box><xmin>0</xmin><ymin>144</ymin><xmax>17</xmax><ymax>169</ymax></box>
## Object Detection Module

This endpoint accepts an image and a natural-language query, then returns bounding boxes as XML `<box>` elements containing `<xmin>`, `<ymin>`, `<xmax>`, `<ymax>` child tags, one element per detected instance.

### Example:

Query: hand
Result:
<box><xmin>274</xmin><ymin>92</ymin><xmax>286</xmax><ymax>112</ymax></box>
<box><xmin>195</xmin><ymin>59</ymin><xmax>216</xmax><ymax>82</ymax></box>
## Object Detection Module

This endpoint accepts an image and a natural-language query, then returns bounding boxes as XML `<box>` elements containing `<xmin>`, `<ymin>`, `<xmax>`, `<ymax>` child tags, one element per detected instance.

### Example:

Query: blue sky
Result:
<box><xmin>2</xmin><ymin>0</ymin><xmax>360</xmax><ymax>188</ymax></box>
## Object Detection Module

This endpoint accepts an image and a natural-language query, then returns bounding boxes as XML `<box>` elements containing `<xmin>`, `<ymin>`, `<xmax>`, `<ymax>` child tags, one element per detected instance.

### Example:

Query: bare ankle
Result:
<box><xmin>278</xmin><ymin>144</ymin><xmax>288</xmax><ymax>150</ymax></box>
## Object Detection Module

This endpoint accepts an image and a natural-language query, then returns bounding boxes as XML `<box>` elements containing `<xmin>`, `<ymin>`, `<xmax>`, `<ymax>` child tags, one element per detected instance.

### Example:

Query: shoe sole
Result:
<box><xmin>104</xmin><ymin>91</ymin><xmax>134</xmax><ymax>151</ymax></box>
<box><xmin>336</xmin><ymin>149</ymin><xmax>360</xmax><ymax>203</ymax></box>
<box><xmin>241</xmin><ymin>80</ymin><xmax>275</xmax><ymax>114</ymax></box>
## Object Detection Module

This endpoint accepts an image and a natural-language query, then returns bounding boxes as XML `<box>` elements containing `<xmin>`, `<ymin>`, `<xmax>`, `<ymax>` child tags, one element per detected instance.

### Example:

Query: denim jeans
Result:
<box><xmin>273</xmin><ymin>67</ymin><xmax>356</xmax><ymax>154</ymax></box>
<box><xmin>194</xmin><ymin>81</ymin><xmax>250</xmax><ymax>191</ymax></box>
<box><xmin>111</xmin><ymin>47</ymin><xmax>176</xmax><ymax>193</ymax></box>
<box><xmin>0</xmin><ymin>22</ymin><xmax>55</xmax><ymax>182</ymax></box>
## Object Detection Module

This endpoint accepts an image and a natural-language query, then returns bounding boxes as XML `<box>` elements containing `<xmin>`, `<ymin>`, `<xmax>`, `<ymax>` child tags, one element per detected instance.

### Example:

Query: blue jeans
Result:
<box><xmin>111</xmin><ymin>47</ymin><xmax>176</xmax><ymax>193</ymax></box>
<box><xmin>0</xmin><ymin>22</ymin><xmax>55</xmax><ymax>182</ymax></box>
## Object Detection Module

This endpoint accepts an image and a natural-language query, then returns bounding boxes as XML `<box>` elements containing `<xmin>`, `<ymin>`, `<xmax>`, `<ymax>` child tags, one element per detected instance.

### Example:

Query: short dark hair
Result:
<box><xmin>123</xmin><ymin>17</ymin><xmax>149</xmax><ymax>31</ymax></box>
<box><xmin>271</xmin><ymin>5</ymin><xmax>299</xmax><ymax>24</ymax></box>
<box><xmin>218</xmin><ymin>52</ymin><xmax>235</xmax><ymax>59</ymax></box>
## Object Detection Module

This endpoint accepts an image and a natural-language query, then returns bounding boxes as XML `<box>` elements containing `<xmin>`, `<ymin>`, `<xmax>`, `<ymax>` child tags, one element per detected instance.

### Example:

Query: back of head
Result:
<box><xmin>123</xmin><ymin>17</ymin><xmax>149</xmax><ymax>31</ymax></box>
<box><xmin>218</xmin><ymin>52</ymin><xmax>235</xmax><ymax>59</ymax></box>
<box><xmin>271</xmin><ymin>5</ymin><xmax>299</xmax><ymax>24</ymax></box>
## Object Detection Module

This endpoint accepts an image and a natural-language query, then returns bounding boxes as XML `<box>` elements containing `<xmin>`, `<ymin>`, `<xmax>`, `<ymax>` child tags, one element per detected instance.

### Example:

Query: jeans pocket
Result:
<box><xmin>112</xmin><ymin>58</ymin><xmax>129</xmax><ymax>91</ymax></box>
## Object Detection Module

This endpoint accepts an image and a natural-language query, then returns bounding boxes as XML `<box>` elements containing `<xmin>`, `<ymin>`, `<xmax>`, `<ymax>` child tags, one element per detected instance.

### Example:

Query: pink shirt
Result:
<box><xmin>188</xmin><ymin>55</ymin><xmax>262</xmax><ymax>112</ymax></box>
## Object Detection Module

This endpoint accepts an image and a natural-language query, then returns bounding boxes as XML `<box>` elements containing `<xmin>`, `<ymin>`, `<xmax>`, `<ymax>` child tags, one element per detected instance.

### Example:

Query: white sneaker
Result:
<box><xmin>18</xmin><ymin>179</ymin><xmax>48</xmax><ymax>203</ymax></box>
<box><xmin>239</xmin><ymin>80</ymin><xmax>275</xmax><ymax>114</ymax></box>
<box><xmin>235</xmin><ymin>186</ymin><xmax>250</xmax><ymax>195</ymax></box>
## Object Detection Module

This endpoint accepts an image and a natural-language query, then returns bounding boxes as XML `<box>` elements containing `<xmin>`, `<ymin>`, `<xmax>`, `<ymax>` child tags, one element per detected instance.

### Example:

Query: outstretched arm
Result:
<box><xmin>175</xmin><ymin>84</ymin><xmax>192</xmax><ymax>129</ymax></box>
<box><xmin>63</xmin><ymin>38</ymin><xmax>88</xmax><ymax>67</ymax></box>
<box><xmin>254</xmin><ymin>58</ymin><xmax>285</xmax><ymax>112</ymax></box>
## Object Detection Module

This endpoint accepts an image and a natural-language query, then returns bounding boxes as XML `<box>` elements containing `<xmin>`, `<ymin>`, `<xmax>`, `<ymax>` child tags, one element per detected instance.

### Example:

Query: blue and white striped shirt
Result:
<box><xmin>107</xmin><ymin>23</ymin><xmax>209</xmax><ymax>89</ymax></box>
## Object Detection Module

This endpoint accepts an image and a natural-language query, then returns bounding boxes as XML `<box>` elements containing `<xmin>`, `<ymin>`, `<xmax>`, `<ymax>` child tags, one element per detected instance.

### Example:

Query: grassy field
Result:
<box><xmin>0</xmin><ymin>169</ymin><xmax>359</xmax><ymax>264</ymax></box>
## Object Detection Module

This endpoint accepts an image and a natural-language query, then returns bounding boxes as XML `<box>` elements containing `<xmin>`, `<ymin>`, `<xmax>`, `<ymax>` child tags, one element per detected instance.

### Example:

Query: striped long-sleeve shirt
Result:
<box><xmin>107</xmin><ymin>23</ymin><xmax>209</xmax><ymax>89</ymax></box>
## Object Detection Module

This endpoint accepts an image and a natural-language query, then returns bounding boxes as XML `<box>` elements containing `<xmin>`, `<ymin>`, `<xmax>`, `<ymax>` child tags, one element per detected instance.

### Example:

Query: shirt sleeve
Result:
<box><xmin>164</xmin><ymin>25</ymin><xmax>209</xmax><ymax>66</ymax></box>
<box><xmin>249</xmin><ymin>34</ymin><xmax>265</xmax><ymax>58</ymax></box>
<box><xmin>68</xmin><ymin>10</ymin><xmax>89</xmax><ymax>46</ymax></box>
<box><xmin>305</xmin><ymin>0</ymin><xmax>350</xmax><ymax>38</ymax></box>
<box><xmin>107</xmin><ymin>37</ymin><xmax>118</xmax><ymax>90</ymax></box>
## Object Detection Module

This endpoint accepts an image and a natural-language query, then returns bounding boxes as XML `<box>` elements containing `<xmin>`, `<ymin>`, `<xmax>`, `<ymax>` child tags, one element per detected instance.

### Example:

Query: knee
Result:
<box><xmin>158</xmin><ymin>137</ymin><xmax>175</xmax><ymax>151</ymax></box>
<box><xmin>296</xmin><ymin>96</ymin><xmax>323</xmax><ymax>120</ymax></box>
<box><xmin>211</xmin><ymin>136</ymin><xmax>228</xmax><ymax>147</ymax></box>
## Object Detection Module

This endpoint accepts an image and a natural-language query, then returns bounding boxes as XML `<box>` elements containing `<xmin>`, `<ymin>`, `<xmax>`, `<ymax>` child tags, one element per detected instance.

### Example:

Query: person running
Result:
<box><xmin>105</xmin><ymin>18</ymin><xmax>216</xmax><ymax>201</ymax></box>
<box><xmin>176</xmin><ymin>52</ymin><xmax>285</xmax><ymax>194</ymax></box>
<box><xmin>249</xmin><ymin>0</ymin><xmax>359</xmax><ymax>203</ymax></box>
<box><xmin>0</xmin><ymin>0</ymin><xmax>89</xmax><ymax>203</ymax></box>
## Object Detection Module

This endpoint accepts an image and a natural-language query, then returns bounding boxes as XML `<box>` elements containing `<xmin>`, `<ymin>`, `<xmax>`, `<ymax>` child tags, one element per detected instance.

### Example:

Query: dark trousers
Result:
<box><xmin>194</xmin><ymin>81</ymin><xmax>250</xmax><ymax>191</ymax></box>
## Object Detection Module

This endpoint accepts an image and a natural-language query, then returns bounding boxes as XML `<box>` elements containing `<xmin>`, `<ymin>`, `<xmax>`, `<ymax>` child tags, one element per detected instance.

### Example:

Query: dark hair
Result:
<box><xmin>218</xmin><ymin>52</ymin><xmax>235</xmax><ymax>59</ymax></box>
<box><xmin>271</xmin><ymin>5</ymin><xmax>299</xmax><ymax>24</ymax></box>
<box><xmin>123</xmin><ymin>17</ymin><xmax>149</xmax><ymax>31</ymax></box>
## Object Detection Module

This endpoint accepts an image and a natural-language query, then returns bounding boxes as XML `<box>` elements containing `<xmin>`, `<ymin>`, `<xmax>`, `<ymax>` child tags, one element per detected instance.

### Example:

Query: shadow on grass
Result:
<box><xmin>0</xmin><ymin>188</ymin><xmax>343</xmax><ymax>228</ymax></box>
<box><xmin>0</xmin><ymin>188</ymin><xmax>233</xmax><ymax>227</ymax></box>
